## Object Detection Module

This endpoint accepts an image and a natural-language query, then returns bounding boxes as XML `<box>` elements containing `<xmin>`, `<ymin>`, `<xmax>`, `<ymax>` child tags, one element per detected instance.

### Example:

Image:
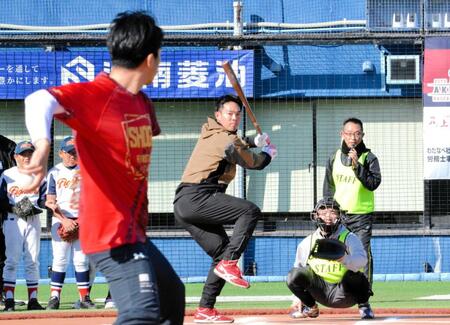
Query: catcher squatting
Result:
<box><xmin>287</xmin><ymin>197</ymin><xmax>373</xmax><ymax>319</ymax></box>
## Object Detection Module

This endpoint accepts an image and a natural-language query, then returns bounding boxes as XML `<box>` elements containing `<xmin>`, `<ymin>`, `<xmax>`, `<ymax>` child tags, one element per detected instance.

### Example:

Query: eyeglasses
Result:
<box><xmin>342</xmin><ymin>131</ymin><xmax>363</xmax><ymax>138</ymax></box>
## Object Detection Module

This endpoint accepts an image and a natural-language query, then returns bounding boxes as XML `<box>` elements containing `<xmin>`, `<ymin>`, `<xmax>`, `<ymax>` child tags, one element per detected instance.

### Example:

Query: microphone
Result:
<box><xmin>344</xmin><ymin>144</ymin><xmax>355</xmax><ymax>167</ymax></box>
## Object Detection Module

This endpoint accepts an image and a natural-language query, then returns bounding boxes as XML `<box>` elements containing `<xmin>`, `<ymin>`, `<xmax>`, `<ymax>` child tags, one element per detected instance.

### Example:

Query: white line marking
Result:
<box><xmin>383</xmin><ymin>317</ymin><xmax>401</xmax><ymax>322</ymax></box>
<box><xmin>416</xmin><ymin>294</ymin><xmax>450</xmax><ymax>300</ymax></box>
<box><xmin>185</xmin><ymin>295</ymin><xmax>292</xmax><ymax>303</ymax></box>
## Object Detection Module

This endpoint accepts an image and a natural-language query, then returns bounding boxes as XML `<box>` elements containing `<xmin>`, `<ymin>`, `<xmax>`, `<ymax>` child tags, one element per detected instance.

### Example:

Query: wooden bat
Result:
<box><xmin>222</xmin><ymin>61</ymin><xmax>262</xmax><ymax>134</ymax></box>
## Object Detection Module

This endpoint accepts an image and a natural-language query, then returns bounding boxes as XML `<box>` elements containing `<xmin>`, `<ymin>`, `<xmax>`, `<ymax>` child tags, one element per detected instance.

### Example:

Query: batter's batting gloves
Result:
<box><xmin>254</xmin><ymin>132</ymin><xmax>270</xmax><ymax>147</ymax></box>
<box><xmin>262</xmin><ymin>143</ymin><xmax>278</xmax><ymax>159</ymax></box>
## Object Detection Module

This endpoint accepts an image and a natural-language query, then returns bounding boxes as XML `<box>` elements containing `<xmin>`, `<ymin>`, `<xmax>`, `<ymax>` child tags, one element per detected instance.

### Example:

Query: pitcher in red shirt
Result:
<box><xmin>22</xmin><ymin>11</ymin><xmax>184</xmax><ymax>325</ymax></box>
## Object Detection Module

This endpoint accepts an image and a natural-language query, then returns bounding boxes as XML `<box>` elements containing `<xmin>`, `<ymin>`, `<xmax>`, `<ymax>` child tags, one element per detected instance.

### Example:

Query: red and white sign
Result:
<box><xmin>423</xmin><ymin>37</ymin><xmax>450</xmax><ymax>179</ymax></box>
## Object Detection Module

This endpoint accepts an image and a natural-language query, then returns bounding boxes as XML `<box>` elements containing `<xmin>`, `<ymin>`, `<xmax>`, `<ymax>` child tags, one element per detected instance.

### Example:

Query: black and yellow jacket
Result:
<box><xmin>323</xmin><ymin>141</ymin><xmax>381</xmax><ymax>213</ymax></box>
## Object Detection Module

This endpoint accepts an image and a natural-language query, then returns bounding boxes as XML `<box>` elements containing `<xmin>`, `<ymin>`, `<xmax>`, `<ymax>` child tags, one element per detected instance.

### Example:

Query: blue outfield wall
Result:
<box><xmin>16</xmin><ymin>235</ymin><xmax>450</xmax><ymax>283</ymax></box>
<box><xmin>250</xmin><ymin>236</ymin><xmax>450</xmax><ymax>276</ymax></box>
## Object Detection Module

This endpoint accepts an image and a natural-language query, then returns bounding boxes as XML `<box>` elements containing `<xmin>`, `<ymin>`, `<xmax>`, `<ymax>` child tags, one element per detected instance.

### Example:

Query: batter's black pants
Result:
<box><xmin>342</xmin><ymin>213</ymin><xmax>373</xmax><ymax>286</ymax></box>
<box><xmin>286</xmin><ymin>266</ymin><xmax>371</xmax><ymax>309</ymax></box>
<box><xmin>174</xmin><ymin>187</ymin><xmax>260</xmax><ymax>308</ymax></box>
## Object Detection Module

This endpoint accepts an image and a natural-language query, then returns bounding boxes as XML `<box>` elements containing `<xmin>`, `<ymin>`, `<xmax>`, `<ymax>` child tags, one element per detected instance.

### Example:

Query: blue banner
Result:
<box><xmin>0</xmin><ymin>49</ymin><xmax>254</xmax><ymax>99</ymax></box>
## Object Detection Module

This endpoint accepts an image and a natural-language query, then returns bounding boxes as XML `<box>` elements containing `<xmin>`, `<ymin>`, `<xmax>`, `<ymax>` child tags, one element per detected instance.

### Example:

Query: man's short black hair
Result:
<box><xmin>107</xmin><ymin>11</ymin><xmax>163</xmax><ymax>69</ymax></box>
<box><xmin>343</xmin><ymin>117</ymin><xmax>364</xmax><ymax>130</ymax></box>
<box><xmin>215</xmin><ymin>95</ymin><xmax>242</xmax><ymax>112</ymax></box>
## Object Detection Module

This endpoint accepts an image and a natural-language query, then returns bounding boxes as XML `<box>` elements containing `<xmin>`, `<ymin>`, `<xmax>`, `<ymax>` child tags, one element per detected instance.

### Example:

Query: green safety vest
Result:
<box><xmin>307</xmin><ymin>230</ymin><xmax>350</xmax><ymax>284</ymax></box>
<box><xmin>332</xmin><ymin>150</ymin><xmax>374</xmax><ymax>214</ymax></box>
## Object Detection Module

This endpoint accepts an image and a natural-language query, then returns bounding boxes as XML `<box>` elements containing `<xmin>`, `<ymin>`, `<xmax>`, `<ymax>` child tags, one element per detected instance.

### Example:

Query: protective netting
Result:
<box><xmin>0</xmin><ymin>0</ymin><xmax>449</xmax><ymax>284</ymax></box>
<box><xmin>0</xmin><ymin>0</ymin><xmax>448</xmax><ymax>39</ymax></box>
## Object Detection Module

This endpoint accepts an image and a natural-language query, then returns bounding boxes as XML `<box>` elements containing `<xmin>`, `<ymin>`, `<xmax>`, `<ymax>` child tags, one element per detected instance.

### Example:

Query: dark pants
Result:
<box><xmin>173</xmin><ymin>188</ymin><xmax>260</xmax><ymax>308</ymax></box>
<box><xmin>89</xmin><ymin>240</ymin><xmax>185</xmax><ymax>325</ymax></box>
<box><xmin>0</xmin><ymin>226</ymin><xmax>4</xmax><ymax>296</ymax></box>
<box><xmin>286</xmin><ymin>266</ymin><xmax>371</xmax><ymax>308</ymax></box>
<box><xmin>343</xmin><ymin>214</ymin><xmax>373</xmax><ymax>285</ymax></box>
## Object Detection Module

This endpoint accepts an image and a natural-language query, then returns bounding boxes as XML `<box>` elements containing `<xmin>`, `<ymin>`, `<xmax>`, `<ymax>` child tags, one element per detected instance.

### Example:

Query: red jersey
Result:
<box><xmin>49</xmin><ymin>73</ymin><xmax>160</xmax><ymax>254</ymax></box>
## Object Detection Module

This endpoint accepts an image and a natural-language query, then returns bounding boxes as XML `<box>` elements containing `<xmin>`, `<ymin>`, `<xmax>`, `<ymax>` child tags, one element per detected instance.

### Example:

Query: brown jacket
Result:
<box><xmin>180</xmin><ymin>117</ymin><xmax>271</xmax><ymax>186</ymax></box>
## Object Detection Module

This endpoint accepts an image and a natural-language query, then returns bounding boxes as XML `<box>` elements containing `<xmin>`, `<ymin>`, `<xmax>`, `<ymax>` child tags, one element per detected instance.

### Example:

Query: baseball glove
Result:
<box><xmin>310</xmin><ymin>238</ymin><xmax>347</xmax><ymax>260</ymax></box>
<box><xmin>12</xmin><ymin>197</ymin><xmax>43</xmax><ymax>220</ymax></box>
<box><xmin>57</xmin><ymin>222</ymin><xmax>79</xmax><ymax>242</ymax></box>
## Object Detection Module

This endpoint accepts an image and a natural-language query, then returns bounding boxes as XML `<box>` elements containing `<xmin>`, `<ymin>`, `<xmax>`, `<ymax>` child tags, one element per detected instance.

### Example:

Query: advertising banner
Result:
<box><xmin>423</xmin><ymin>37</ymin><xmax>450</xmax><ymax>179</ymax></box>
<box><xmin>0</xmin><ymin>49</ymin><xmax>253</xmax><ymax>99</ymax></box>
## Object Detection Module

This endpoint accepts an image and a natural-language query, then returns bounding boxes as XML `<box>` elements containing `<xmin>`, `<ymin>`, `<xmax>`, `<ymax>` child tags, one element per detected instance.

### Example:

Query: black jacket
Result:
<box><xmin>0</xmin><ymin>135</ymin><xmax>16</xmax><ymax>219</ymax></box>
<box><xmin>0</xmin><ymin>135</ymin><xmax>16</xmax><ymax>175</ymax></box>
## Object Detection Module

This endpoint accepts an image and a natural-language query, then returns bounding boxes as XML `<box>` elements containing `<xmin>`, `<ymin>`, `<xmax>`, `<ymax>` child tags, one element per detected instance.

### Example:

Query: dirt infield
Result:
<box><xmin>1</xmin><ymin>308</ymin><xmax>450</xmax><ymax>324</ymax></box>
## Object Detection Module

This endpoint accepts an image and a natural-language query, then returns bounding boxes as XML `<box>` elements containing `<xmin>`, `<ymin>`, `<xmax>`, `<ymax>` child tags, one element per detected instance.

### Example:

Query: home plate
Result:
<box><xmin>416</xmin><ymin>294</ymin><xmax>450</xmax><ymax>300</ymax></box>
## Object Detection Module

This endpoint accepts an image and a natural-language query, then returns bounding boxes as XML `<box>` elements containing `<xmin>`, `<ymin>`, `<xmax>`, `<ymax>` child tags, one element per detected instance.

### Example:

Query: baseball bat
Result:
<box><xmin>222</xmin><ymin>61</ymin><xmax>262</xmax><ymax>134</ymax></box>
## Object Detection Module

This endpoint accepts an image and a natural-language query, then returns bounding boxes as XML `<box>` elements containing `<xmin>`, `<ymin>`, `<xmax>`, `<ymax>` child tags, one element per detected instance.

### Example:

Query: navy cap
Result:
<box><xmin>60</xmin><ymin>136</ymin><xmax>75</xmax><ymax>152</ymax></box>
<box><xmin>14</xmin><ymin>141</ymin><xmax>35</xmax><ymax>154</ymax></box>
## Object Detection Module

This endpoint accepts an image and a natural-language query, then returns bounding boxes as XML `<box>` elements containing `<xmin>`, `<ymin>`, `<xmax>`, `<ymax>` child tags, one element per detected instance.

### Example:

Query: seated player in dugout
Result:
<box><xmin>286</xmin><ymin>197</ymin><xmax>373</xmax><ymax>320</ymax></box>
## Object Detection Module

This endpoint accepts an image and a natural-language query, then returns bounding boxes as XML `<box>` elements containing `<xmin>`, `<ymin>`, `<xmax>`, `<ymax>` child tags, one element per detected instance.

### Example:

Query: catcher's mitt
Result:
<box><xmin>12</xmin><ymin>197</ymin><xmax>42</xmax><ymax>219</ymax></box>
<box><xmin>311</xmin><ymin>238</ymin><xmax>347</xmax><ymax>260</ymax></box>
<box><xmin>57</xmin><ymin>222</ymin><xmax>79</xmax><ymax>242</ymax></box>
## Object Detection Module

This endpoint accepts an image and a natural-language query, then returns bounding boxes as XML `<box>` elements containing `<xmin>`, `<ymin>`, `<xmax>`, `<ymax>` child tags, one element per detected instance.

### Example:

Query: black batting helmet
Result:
<box><xmin>311</xmin><ymin>197</ymin><xmax>343</xmax><ymax>237</ymax></box>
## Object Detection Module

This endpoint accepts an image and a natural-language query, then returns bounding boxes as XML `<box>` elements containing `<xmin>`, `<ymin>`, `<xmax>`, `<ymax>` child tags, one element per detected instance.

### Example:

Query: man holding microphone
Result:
<box><xmin>323</xmin><ymin>117</ymin><xmax>381</xmax><ymax>319</ymax></box>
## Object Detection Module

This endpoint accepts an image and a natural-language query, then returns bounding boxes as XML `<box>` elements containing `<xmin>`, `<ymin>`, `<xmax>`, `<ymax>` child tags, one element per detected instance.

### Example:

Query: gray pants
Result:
<box><xmin>89</xmin><ymin>240</ymin><xmax>185</xmax><ymax>325</ymax></box>
<box><xmin>286</xmin><ymin>266</ymin><xmax>371</xmax><ymax>308</ymax></box>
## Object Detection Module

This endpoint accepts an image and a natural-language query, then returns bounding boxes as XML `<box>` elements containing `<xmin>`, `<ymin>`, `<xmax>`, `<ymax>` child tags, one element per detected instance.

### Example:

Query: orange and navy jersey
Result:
<box><xmin>48</xmin><ymin>72</ymin><xmax>160</xmax><ymax>254</ymax></box>
<box><xmin>46</xmin><ymin>163</ymin><xmax>80</xmax><ymax>219</ymax></box>
<box><xmin>0</xmin><ymin>166</ymin><xmax>46</xmax><ymax>212</ymax></box>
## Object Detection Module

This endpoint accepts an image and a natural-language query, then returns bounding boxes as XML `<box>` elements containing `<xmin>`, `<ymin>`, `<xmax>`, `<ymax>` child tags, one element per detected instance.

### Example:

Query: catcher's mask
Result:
<box><xmin>311</xmin><ymin>197</ymin><xmax>342</xmax><ymax>237</ymax></box>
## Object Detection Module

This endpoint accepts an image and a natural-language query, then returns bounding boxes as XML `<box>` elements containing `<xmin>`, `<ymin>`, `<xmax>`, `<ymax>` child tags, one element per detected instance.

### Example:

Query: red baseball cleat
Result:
<box><xmin>214</xmin><ymin>260</ymin><xmax>250</xmax><ymax>289</ymax></box>
<box><xmin>194</xmin><ymin>307</ymin><xmax>234</xmax><ymax>323</ymax></box>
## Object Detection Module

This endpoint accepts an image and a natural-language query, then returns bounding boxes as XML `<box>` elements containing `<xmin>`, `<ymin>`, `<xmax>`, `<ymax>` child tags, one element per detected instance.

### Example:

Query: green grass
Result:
<box><xmin>10</xmin><ymin>281</ymin><xmax>450</xmax><ymax>311</ymax></box>
<box><xmin>11</xmin><ymin>283</ymin><xmax>111</xmax><ymax>311</ymax></box>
